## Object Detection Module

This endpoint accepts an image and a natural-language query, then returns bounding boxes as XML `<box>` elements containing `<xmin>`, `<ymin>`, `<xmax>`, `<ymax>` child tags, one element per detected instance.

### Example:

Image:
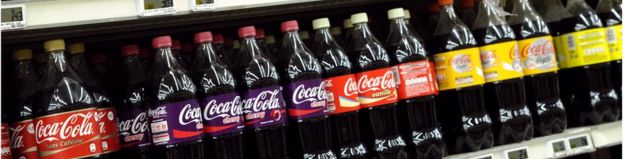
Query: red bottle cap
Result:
<box><xmin>172</xmin><ymin>40</ymin><xmax>181</xmax><ymax>50</ymax></box>
<box><xmin>152</xmin><ymin>36</ymin><xmax>172</xmax><ymax>48</ymax></box>
<box><xmin>121</xmin><ymin>44</ymin><xmax>140</xmax><ymax>56</ymax></box>
<box><xmin>461</xmin><ymin>0</ymin><xmax>474</xmax><ymax>8</ymax></box>
<box><xmin>281</xmin><ymin>20</ymin><xmax>299</xmax><ymax>32</ymax></box>
<box><xmin>238</xmin><ymin>26</ymin><xmax>256</xmax><ymax>38</ymax></box>
<box><xmin>194</xmin><ymin>31</ymin><xmax>213</xmax><ymax>44</ymax></box>
<box><xmin>256</xmin><ymin>29</ymin><xmax>266</xmax><ymax>39</ymax></box>
<box><xmin>214</xmin><ymin>34</ymin><xmax>224</xmax><ymax>44</ymax></box>
<box><xmin>91</xmin><ymin>53</ymin><xmax>108</xmax><ymax>64</ymax></box>
<box><xmin>438</xmin><ymin>0</ymin><xmax>453</xmax><ymax>6</ymax></box>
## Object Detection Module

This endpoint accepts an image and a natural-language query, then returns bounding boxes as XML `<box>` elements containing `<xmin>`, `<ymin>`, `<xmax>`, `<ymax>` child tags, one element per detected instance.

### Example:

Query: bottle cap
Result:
<box><xmin>256</xmin><ymin>29</ymin><xmax>266</xmax><ymax>39</ymax></box>
<box><xmin>300</xmin><ymin>31</ymin><xmax>310</xmax><ymax>40</ymax></box>
<box><xmin>344</xmin><ymin>19</ymin><xmax>353</xmax><ymax>28</ymax></box>
<box><xmin>194</xmin><ymin>31</ymin><xmax>213</xmax><ymax>44</ymax></box>
<box><xmin>438</xmin><ymin>0</ymin><xmax>453</xmax><ymax>6</ymax></box>
<box><xmin>313</xmin><ymin>18</ymin><xmax>331</xmax><ymax>30</ymax></box>
<box><xmin>214</xmin><ymin>34</ymin><xmax>224</xmax><ymax>44</ymax></box>
<box><xmin>121</xmin><ymin>44</ymin><xmax>140</xmax><ymax>56</ymax></box>
<box><xmin>44</xmin><ymin>39</ymin><xmax>65</xmax><ymax>52</ymax></box>
<box><xmin>68</xmin><ymin>43</ymin><xmax>86</xmax><ymax>54</ymax></box>
<box><xmin>233</xmin><ymin>40</ymin><xmax>240</xmax><ymax>49</ymax></box>
<box><xmin>404</xmin><ymin>9</ymin><xmax>411</xmax><ymax>19</ymax></box>
<box><xmin>281</xmin><ymin>20</ymin><xmax>299</xmax><ymax>32</ymax></box>
<box><xmin>266</xmin><ymin>35</ymin><xmax>276</xmax><ymax>44</ymax></box>
<box><xmin>330</xmin><ymin>27</ymin><xmax>342</xmax><ymax>35</ymax></box>
<box><xmin>238</xmin><ymin>26</ymin><xmax>256</xmax><ymax>38</ymax></box>
<box><xmin>152</xmin><ymin>36</ymin><xmax>172</xmax><ymax>48</ymax></box>
<box><xmin>388</xmin><ymin>8</ymin><xmax>405</xmax><ymax>19</ymax></box>
<box><xmin>351</xmin><ymin>13</ymin><xmax>368</xmax><ymax>24</ymax></box>
<box><xmin>91</xmin><ymin>53</ymin><xmax>108</xmax><ymax>64</ymax></box>
<box><xmin>172</xmin><ymin>40</ymin><xmax>181</xmax><ymax>50</ymax></box>
<box><xmin>461</xmin><ymin>0</ymin><xmax>474</xmax><ymax>8</ymax></box>
<box><xmin>13</xmin><ymin>49</ymin><xmax>33</xmax><ymax>61</ymax></box>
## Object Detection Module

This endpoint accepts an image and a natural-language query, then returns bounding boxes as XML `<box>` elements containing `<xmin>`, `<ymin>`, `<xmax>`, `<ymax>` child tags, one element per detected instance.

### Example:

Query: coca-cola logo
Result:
<box><xmin>9</xmin><ymin>124</ymin><xmax>32</xmax><ymax>149</ymax></box>
<box><xmin>480</xmin><ymin>51</ymin><xmax>496</xmax><ymax>68</ymax></box>
<box><xmin>148</xmin><ymin>107</ymin><xmax>166</xmax><ymax>117</ymax></box>
<box><xmin>523</xmin><ymin>38</ymin><xmax>555</xmax><ymax>58</ymax></box>
<box><xmin>451</xmin><ymin>54</ymin><xmax>472</xmax><ymax>72</ymax></box>
<box><xmin>242</xmin><ymin>89</ymin><xmax>282</xmax><ymax>113</ymax></box>
<box><xmin>204</xmin><ymin>96</ymin><xmax>243</xmax><ymax>120</ymax></box>
<box><xmin>357</xmin><ymin>71</ymin><xmax>395</xmax><ymax>93</ymax></box>
<box><xmin>179</xmin><ymin>104</ymin><xmax>202</xmax><ymax>125</ymax></box>
<box><xmin>292</xmin><ymin>83</ymin><xmax>326</xmax><ymax>104</ymax></box>
<box><xmin>118</xmin><ymin>112</ymin><xmax>148</xmax><ymax>136</ymax></box>
<box><xmin>344</xmin><ymin>77</ymin><xmax>359</xmax><ymax>97</ymax></box>
<box><xmin>35</xmin><ymin>112</ymin><xmax>96</xmax><ymax>144</ymax></box>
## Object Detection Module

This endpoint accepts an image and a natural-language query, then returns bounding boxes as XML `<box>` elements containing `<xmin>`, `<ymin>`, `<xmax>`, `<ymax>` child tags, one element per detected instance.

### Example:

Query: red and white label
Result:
<box><xmin>324</xmin><ymin>74</ymin><xmax>361</xmax><ymax>115</ymax></box>
<box><xmin>393</xmin><ymin>60</ymin><xmax>438</xmax><ymax>99</ymax></box>
<box><xmin>34</xmin><ymin>108</ymin><xmax>102</xmax><ymax>159</ymax></box>
<box><xmin>355</xmin><ymin>68</ymin><xmax>398</xmax><ymax>108</ymax></box>
<box><xmin>10</xmin><ymin>120</ymin><xmax>39</xmax><ymax>159</ymax></box>
<box><xmin>1</xmin><ymin>123</ymin><xmax>12</xmax><ymax>159</ymax></box>
<box><xmin>95</xmin><ymin>107</ymin><xmax>121</xmax><ymax>154</ymax></box>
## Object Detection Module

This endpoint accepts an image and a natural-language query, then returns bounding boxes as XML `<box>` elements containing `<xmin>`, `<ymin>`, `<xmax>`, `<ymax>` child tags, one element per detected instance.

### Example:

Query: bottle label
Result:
<box><xmin>462</xmin><ymin>114</ymin><xmax>492</xmax><ymax>131</ymax></box>
<box><xmin>433</xmin><ymin>47</ymin><xmax>485</xmax><ymax>90</ymax></box>
<box><xmin>338</xmin><ymin>144</ymin><xmax>367</xmax><ymax>158</ymax></box>
<box><xmin>2</xmin><ymin>123</ymin><xmax>12</xmax><ymax>158</ymax></box>
<box><xmin>34</xmin><ymin>108</ymin><xmax>102</xmax><ymax>159</ymax></box>
<box><xmin>200</xmin><ymin>92</ymin><xmax>244</xmax><ymax>136</ymax></box>
<box><xmin>10</xmin><ymin>120</ymin><xmax>39</xmax><ymax>159</ymax></box>
<box><xmin>373</xmin><ymin>136</ymin><xmax>406</xmax><ymax>152</ymax></box>
<box><xmin>148</xmin><ymin>100</ymin><xmax>204</xmax><ymax>146</ymax></box>
<box><xmin>392</xmin><ymin>60</ymin><xmax>438</xmax><ymax>99</ymax></box>
<box><xmin>117</xmin><ymin>109</ymin><xmax>150</xmax><ymax>149</ymax></box>
<box><xmin>556</xmin><ymin>28</ymin><xmax>611</xmax><ymax>68</ymax></box>
<box><xmin>285</xmin><ymin>79</ymin><xmax>328</xmax><ymax>120</ymax></box>
<box><xmin>324</xmin><ymin>74</ymin><xmax>360</xmax><ymax>115</ymax></box>
<box><xmin>411</xmin><ymin>128</ymin><xmax>443</xmax><ymax>146</ymax></box>
<box><xmin>303</xmin><ymin>150</ymin><xmax>337</xmax><ymax>159</ymax></box>
<box><xmin>95</xmin><ymin>107</ymin><xmax>121</xmax><ymax>153</ymax></box>
<box><xmin>355</xmin><ymin>68</ymin><xmax>398</xmax><ymax>108</ymax></box>
<box><xmin>606</xmin><ymin>24</ymin><xmax>622</xmax><ymax>61</ymax></box>
<box><xmin>518</xmin><ymin>36</ymin><xmax>559</xmax><ymax>75</ymax></box>
<box><xmin>479</xmin><ymin>41</ymin><xmax>524</xmax><ymax>82</ymax></box>
<box><xmin>241</xmin><ymin>86</ymin><xmax>287</xmax><ymax>129</ymax></box>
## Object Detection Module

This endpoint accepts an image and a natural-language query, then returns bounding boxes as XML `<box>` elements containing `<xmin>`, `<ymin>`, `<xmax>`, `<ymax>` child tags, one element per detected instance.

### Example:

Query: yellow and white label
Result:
<box><xmin>518</xmin><ymin>36</ymin><xmax>559</xmax><ymax>75</ymax></box>
<box><xmin>479</xmin><ymin>41</ymin><xmax>524</xmax><ymax>82</ymax></box>
<box><xmin>434</xmin><ymin>47</ymin><xmax>485</xmax><ymax>91</ymax></box>
<box><xmin>606</xmin><ymin>25</ymin><xmax>622</xmax><ymax>61</ymax></box>
<box><xmin>557</xmin><ymin>28</ymin><xmax>611</xmax><ymax>68</ymax></box>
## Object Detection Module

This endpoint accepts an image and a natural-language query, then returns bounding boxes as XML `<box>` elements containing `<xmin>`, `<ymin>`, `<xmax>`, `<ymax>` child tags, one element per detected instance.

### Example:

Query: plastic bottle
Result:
<box><xmin>311</xmin><ymin>17</ymin><xmax>368</xmax><ymax>159</ymax></box>
<box><xmin>172</xmin><ymin>40</ymin><xmax>191</xmax><ymax>70</ymax></box>
<box><xmin>596</xmin><ymin>0</ymin><xmax>622</xmax><ymax>111</ymax></box>
<box><xmin>8</xmin><ymin>49</ymin><xmax>40</xmax><ymax>159</ymax></box>
<box><xmin>330</xmin><ymin>26</ymin><xmax>347</xmax><ymax>47</ymax></box>
<box><xmin>384</xmin><ymin>8</ymin><xmax>447</xmax><ymax>158</ymax></box>
<box><xmin>343</xmin><ymin>19</ymin><xmax>354</xmax><ymax>49</ymax></box>
<box><xmin>189</xmin><ymin>31</ymin><xmax>245</xmax><ymax>159</ymax></box>
<box><xmin>429</xmin><ymin>0</ymin><xmax>494</xmax><ymax>153</ymax></box>
<box><xmin>117</xmin><ymin>44</ymin><xmax>151</xmax><ymax>159</ymax></box>
<box><xmin>424</xmin><ymin>2</ymin><xmax>442</xmax><ymax>41</ymax></box>
<box><xmin>508</xmin><ymin>0</ymin><xmax>568</xmax><ymax>136</ymax></box>
<box><xmin>458</xmin><ymin>0</ymin><xmax>477</xmax><ymax>29</ymax></box>
<box><xmin>34</xmin><ymin>51</ymin><xmax>47</xmax><ymax>78</ymax></box>
<box><xmin>347</xmin><ymin>12</ymin><xmax>408</xmax><ymax>159</ymax></box>
<box><xmin>257</xmin><ymin>29</ymin><xmax>277</xmax><ymax>62</ymax></box>
<box><xmin>146</xmin><ymin>36</ymin><xmax>204</xmax><ymax>159</ymax></box>
<box><xmin>212</xmin><ymin>34</ymin><xmax>231</xmax><ymax>68</ymax></box>
<box><xmin>1</xmin><ymin>117</ymin><xmax>12</xmax><ymax>159</ymax></box>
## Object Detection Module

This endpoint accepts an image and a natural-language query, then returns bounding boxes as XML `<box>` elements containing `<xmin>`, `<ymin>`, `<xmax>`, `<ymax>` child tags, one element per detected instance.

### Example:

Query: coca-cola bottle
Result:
<box><xmin>508</xmin><ymin>0</ymin><xmax>567</xmax><ymax>136</ymax></box>
<box><xmin>330</xmin><ymin>26</ymin><xmax>347</xmax><ymax>47</ymax></box>
<box><xmin>458</xmin><ymin>0</ymin><xmax>476</xmax><ymax>28</ymax></box>
<box><xmin>343</xmin><ymin>19</ymin><xmax>354</xmax><ymax>49</ymax></box>
<box><xmin>34</xmin><ymin>51</ymin><xmax>47</xmax><ymax>78</ymax></box>
<box><xmin>117</xmin><ymin>44</ymin><xmax>152</xmax><ymax>159</ymax></box>
<box><xmin>8</xmin><ymin>49</ymin><xmax>40</xmax><ymax>159</ymax></box>
<box><xmin>212</xmin><ymin>34</ymin><xmax>228</xmax><ymax>64</ymax></box>
<box><xmin>265</xmin><ymin>35</ymin><xmax>280</xmax><ymax>57</ymax></box>
<box><xmin>234</xmin><ymin>26</ymin><xmax>288</xmax><ymax>159</ymax></box>
<box><xmin>402</xmin><ymin>9</ymin><xmax>417</xmax><ymax>34</ymax></box>
<box><xmin>172</xmin><ymin>40</ymin><xmax>191</xmax><ymax>70</ymax></box>
<box><xmin>429</xmin><ymin>0</ymin><xmax>494</xmax><ymax>153</ymax></box>
<box><xmin>257</xmin><ymin>28</ymin><xmax>277</xmax><ymax>62</ymax></box>
<box><xmin>34</xmin><ymin>39</ymin><xmax>103</xmax><ymax>158</ymax></box>
<box><xmin>1</xmin><ymin>116</ymin><xmax>12</xmax><ymax>159</ymax></box>
<box><xmin>139</xmin><ymin>47</ymin><xmax>153</xmax><ymax>72</ymax></box>
<box><xmin>596</xmin><ymin>0</ymin><xmax>622</xmax><ymax>111</ymax></box>
<box><xmin>347</xmin><ymin>12</ymin><xmax>407</xmax><ymax>159</ymax></box>
<box><xmin>385</xmin><ymin>8</ymin><xmax>446</xmax><ymax>158</ymax></box>
<box><xmin>189</xmin><ymin>31</ymin><xmax>244</xmax><ymax>159</ymax></box>
<box><xmin>67</xmin><ymin>43</ymin><xmax>122</xmax><ymax>157</ymax></box>
<box><xmin>145</xmin><ymin>36</ymin><xmax>204</xmax><ymax>159</ymax></box>
<box><xmin>424</xmin><ymin>2</ymin><xmax>441</xmax><ymax>41</ymax></box>
<box><xmin>277</xmin><ymin>20</ymin><xmax>335</xmax><ymax>159</ymax></box>
<box><xmin>311</xmin><ymin>17</ymin><xmax>368</xmax><ymax>159</ymax></box>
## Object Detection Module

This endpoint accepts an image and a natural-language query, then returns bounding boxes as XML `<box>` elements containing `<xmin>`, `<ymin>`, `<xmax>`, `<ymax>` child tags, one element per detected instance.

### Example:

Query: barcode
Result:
<box><xmin>567</xmin><ymin>35</ymin><xmax>576</xmax><ymax>49</ymax></box>
<box><xmin>607</xmin><ymin>28</ymin><xmax>616</xmax><ymax>43</ymax></box>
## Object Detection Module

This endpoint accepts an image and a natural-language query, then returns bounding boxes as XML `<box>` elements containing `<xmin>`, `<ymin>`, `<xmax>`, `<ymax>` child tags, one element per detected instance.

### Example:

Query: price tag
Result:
<box><xmin>190</xmin><ymin>0</ymin><xmax>215</xmax><ymax>12</ymax></box>
<box><xmin>547</xmin><ymin>139</ymin><xmax>567</xmax><ymax>158</ymax></box>
<box><xmin>137</xmin><ymin>0</ymin><xmax>176</xmax><ymax>17</ymax></box>
<box><xmin>503</xmin><ymin>146</ymin><xmax>529</xmax><ymax>159</ymax></box>
<box><xmin>1</xmin><ymin>4</ymin><xmax>26</xmax><ymax>30</ymax></box>
<box><xmin>469</xmin><ymin>154</ymin><xmax>494</xmax><ymax>159</ymax></box>
<box><xmin>567</xmin><ymin>134</ymin><xmax>595</xmax><ymax>154</ymax></box>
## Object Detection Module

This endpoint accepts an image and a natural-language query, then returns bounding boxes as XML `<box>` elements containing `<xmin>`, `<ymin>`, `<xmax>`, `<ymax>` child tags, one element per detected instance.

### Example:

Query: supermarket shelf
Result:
<box><xmin>444</xmin><ymin>121</ymin><xmax>622</xmax><ymax>159</ymax></box>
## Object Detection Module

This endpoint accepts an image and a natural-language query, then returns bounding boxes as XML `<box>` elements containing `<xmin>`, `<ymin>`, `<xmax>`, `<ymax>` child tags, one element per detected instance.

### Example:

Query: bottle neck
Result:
<box><xmin>197</xmin><ymin>42</ymin><xmax>221</xmax><ymax>65</ymax></box>
<box><xmin>389</xmin><ymin>18</ymin><xmax>410</xmax><ymax>36</ymax></box>
<box><xmin>15</xmin><ymin>60</ymin><xmax>35</xmax><ymax>80</ymax></box>
<box><xmin>313</xmin><ymin>27</ymin><xmax>341</xmax><ymax>55</ymax></box>
<box><xmin>47</xmin><ymin>50</ymin><xmax>70</xmax><ymax>73</ymax></box>
<box><xmin>352</xmin><ymin>22</ymin><xmax>377</xmax><ymax>42</ymax></box>
<box><xmin>241</xmin><ymin>36</ymin><xmax>263</xmax><ymax>57</ymax></box>
<box><xmin>154</xmin><ymin>46</ymin><xmax>182</xmax><ymax>70</ymax></box>
<box><xmin>283</xmin><ymin>30</ymin><xmax>309</xmax><ymax>54</ymax></box>
<box><xmin>122</xmin><ymin>55</ymin><xmax>146</xmax><ymax>85</ymax></box>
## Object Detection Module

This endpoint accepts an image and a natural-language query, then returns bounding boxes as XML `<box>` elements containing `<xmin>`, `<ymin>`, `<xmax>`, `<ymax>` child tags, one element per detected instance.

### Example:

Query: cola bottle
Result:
<box><xmin>34</xmin><ymin>51</ymin><xmax>47</xmax><ymax>78</ymax></box>
<box><xmin>67</xmin><ymin>43</ymin><xmax>122</xmax><ymax>157</ymax></box>
<box><xmin>8</xmin><ymin>49</ymin><xmax>40</xmax><ymax>159</ymax></box>
<box><xmin>277</xmin><ymin>20</ymin><xmax>335</xmax><ymax>159</ymax></box>
<box><xmin>508</xmin><ymin>0</ymin><xmax>567</xmax><ymax>136</ymax></box>
<box><xmin>145</xmin><ymin>36</ymin><xmax>204</xmax><ymax>159</ymax></box>
<box><xmin>172</xmin><ymin>40</ymin><xmax>191</xmax><ymax>70</ymax></box>
<box><xmin>330</xmin><ymin>26</ymin><xmax>347</xmax><ymax>47</ymax></box>
<box><xmin>343</xmin><ymin>19</ymin><xmax>354</xmax><ymax>49</ymax></box>
<box><xmin>189</xmin><ymin>31</ymin><xmax>245</xmax><ymax>159</ymax></box>
<box><xmin>2</xmin><ymin>115</ymin><xmax>12</xmax><ymax>159</ymax></box>
<box><xmin>234</xmin><ymin>26</ymin><xmax>288</xmax><ymax>159</ymax></box>
<box><xmin>384</xmin><ymin>8</ymin><xmax>447</xmax><ymax>158</ymax></box>
<box><xmin>596</xmin><ymin>0</ymin><xmax>622</xmax><ymax>111</ymax></box>
<box><xmin>90</xmin><ymin>52</ymin><xmax>115</xmax><ymax>101</ymax></box>
<box><xmin>300</xmin><ymin>30</ymin><xmax>312</xmax><ymax>47</ymax></box>
<box><xmin>257</xmin><ymin>29</ymin><xmax>277</xmax><ymax>62</ymax></box>
<box><xmin>402</xmin><ymin>9</ymin><xmax>417</xmax><ymax>34</ymax></box>
<box><xmin>213</xmin><ymin>34</ymin><xmax>227</xmax><ymax>63</ymax></box>
<box><xmin>34</xmin><ymin>39</ymin><xmax>103</xmax><ymax>158</ymax></box>
<box><xmin>347</xmin><ymin>12</ymin><xmax>407</xmax><ymax>159</ymax></box>
<box><xmin>265</xmin><ymin>35</ymin><xmax>280</xmax><ymax>57</ymax></box>
<box><xmin>117</xmin><ymin>44</ymin><xmax>152</xmax><ymax>159</ymax></box>
<box><xmin>429</xmin><ymin>0</ymin><xmax>494</xmax><ymax>153</ymax></box>
<box><xmin>139</xmin><ymin>47</ymin><xmax>154</xmax><ymax>71</ymax></box>
<box><xmin>311</xmin><ymin>17</ymin><xmax>368</xmax><ymax>159</ymax></box>
<box><xmin>424</xmin><ymin>2</ymin><xmax>441</xmax><ymax>41</ymax></box>
<box><xmin>458</xmin><ymin>0</ymin><xmax>476</xmax><ymax>28</ymax></box>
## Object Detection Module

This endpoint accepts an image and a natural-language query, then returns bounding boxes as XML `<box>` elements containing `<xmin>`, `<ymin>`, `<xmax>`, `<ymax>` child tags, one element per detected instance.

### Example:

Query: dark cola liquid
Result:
<box><xmin>429</xmin><ymin>5</ymin><xmax>493</xmax><ymax>154</ymax></box>
<box><xmin>598</xmin><ymin>1</ymin><xmax>623</xmax><ymax>114</ymax></box>
<box><xmin>119</xmin><ymin>52</ymin><xmax>151</xmax><ymax>159</ymax></box>
<box><xmin>385</xmin><ymin>17</ymin><xmax>446</xmax><ymax>159</ymax></box>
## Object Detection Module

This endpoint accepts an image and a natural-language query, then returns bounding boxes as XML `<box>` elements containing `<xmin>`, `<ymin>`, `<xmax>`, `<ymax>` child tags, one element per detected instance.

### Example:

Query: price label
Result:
<box><xmin>469</xmin><ymin>154</ymin><xmax>494</xmax><ymax>159</ymax></box>
<box><xmin>190</xmin><ymin>0</ymin><xmax>215</xmax><ymax>12</ymax></box>
<box><xmin>547</xmin><ymin>139</ymin><xmax>567</xmax><ymax>158</ymax></box>
<box><xmin>1</xmin><ymin>4</ymin><xmax>26</xmax><ymax>30</ymax></box>
<box><xmin>503</xmin><ymin>147</ymin><xmax>529</xmax><ymax>159</ymax></box>
<box><xmin>137</xmin><ymin>0</ymin><xmax>176</xmax><ymax>17</ymax></box>
<box><xmin>567</xmin><ymin>134</ymin><xmax>594</xmax><ymax>154</ymax></box>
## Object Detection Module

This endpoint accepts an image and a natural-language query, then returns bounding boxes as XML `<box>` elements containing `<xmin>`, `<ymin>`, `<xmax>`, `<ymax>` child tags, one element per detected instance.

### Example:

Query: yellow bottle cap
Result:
<box><xmin>404</xmin><ymin>9</ymin><xmax>411</xmax><ymax>19</ymax></box>
<box><xmin>351</xmin><ymin>13</ymin><xmax>369</xmax><ymax>24</ymax></box>
<box><xmin>331</xmin><ymin>27</ymin><xmax>342</xmax><ymax>36</ymax></box>
<box><xmin>344</xmin><ymin>19</ymin><xmax>353</xmax><ymax>29</ymax></box>
<box><xmin>43</xmin><ymin>39</ymin><xmax>65</xmax><ymax>52</ymax></box>
<box><xmin>13</xmin><ymin>49</ymin><xmax>33</xmax><ymax>61</ymax></box>
<box><xmin>388</xmin><ymin>8</ymin><xmax>405</xmax><ymax>20</ymax></box>
<box><xmin>313</xmin><ymin>18</ymin><xmax>331</xmax><ymax>30</ymax></box>
<box><xmin>69</xmin><ymin>43</ymin><xmax>86</xmax><ymax>54</ymax></box>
